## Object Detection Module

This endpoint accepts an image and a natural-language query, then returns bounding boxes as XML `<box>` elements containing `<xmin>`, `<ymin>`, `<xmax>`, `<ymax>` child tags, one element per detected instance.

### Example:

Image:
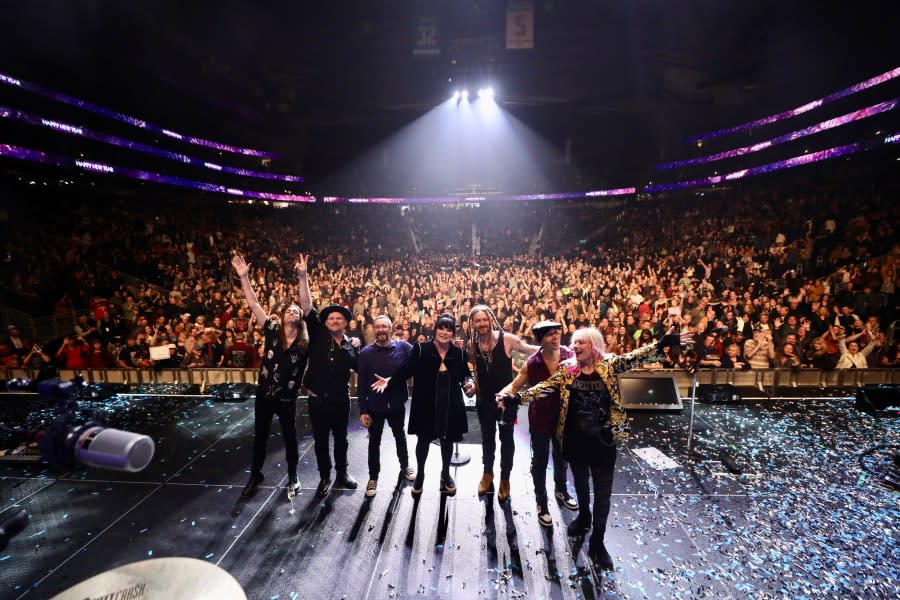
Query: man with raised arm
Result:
<box><xmin>298</xmin><ymin>256</ymin><xmax>362</xmax><ymax>497</ymax></box>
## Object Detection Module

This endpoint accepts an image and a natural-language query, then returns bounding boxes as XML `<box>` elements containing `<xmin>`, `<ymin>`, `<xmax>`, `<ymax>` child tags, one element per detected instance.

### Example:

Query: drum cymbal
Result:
<box><xmin>51</xmin><ymin>557</ymin><xmax>246</xmax><ymax>600</ymax></box>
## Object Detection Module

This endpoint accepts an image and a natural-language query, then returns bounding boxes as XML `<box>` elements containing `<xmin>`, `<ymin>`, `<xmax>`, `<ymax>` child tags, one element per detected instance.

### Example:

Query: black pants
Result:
<box><xmin>308</xmin><ymin>395</ymin><xmax>350</xmax><ymax>478</ymax></box>
<box><xmin>367</xmin><ymin>410</ymin><xmax>409</xmax><ymax>479</ymax></box>
<box><xmin>251</xmin><ymin>395</ymin><xmax>299</xmax><ymax>479</ymax></box>
<box><xmin>415</xmin><ymin>436</ymin><xmax>453</xmax><ymax>478</ymax></box>
<box><xmin>478</xmin><ymin>399</ymin><xmax>514</xmax><ymax>480</ymax></box>
<box><xmin>571</xmin><ymin>454</ymin><xmax>616</xmax><ymax>552</ymax></box>
<box><xmin>530</xmin><ymin>431</ymin><xmax>569</xmax><ymax>508</ymax></box>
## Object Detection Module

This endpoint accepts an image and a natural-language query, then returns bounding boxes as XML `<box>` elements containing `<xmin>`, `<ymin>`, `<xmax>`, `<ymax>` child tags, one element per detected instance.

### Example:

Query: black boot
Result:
<box><xmin>566</xmin><ymin>511</ymin><xmax>591</xmax><ymax>536</ymax></box>
<box><xmin>240</xmin><ymin>472</ymin><xmax>265</xmax><ymax>500</ymax></box>
<box><xmin>411</xmin><ymin>471</ymin><xmax>425</xmax><ymax>496</ymax></box>
<box><xmin>440</xmin><ymin>472</ymin><xmax>456</xmax><ymax>495</ymax></box>
<box><xmin>335</xmin><ymin>470</ymin><xmax>358</xmax><ymax>489</ymax></box>
<box><xmin>315</xmin><ymin>476</ymin><xmax>332</xmax><ymax>498</ymax></box>
<box><xmin>588</xmin><ymin>543</ymin><xmax>614</xmax><ymax>571</ymax></box>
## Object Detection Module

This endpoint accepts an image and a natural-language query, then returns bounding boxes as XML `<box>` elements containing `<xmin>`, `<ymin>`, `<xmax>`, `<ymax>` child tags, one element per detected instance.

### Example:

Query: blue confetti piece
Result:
<box><xmin>205</xmin><ymin>552</ymin><xmax>214</xmax><ymax>559</ymax></box>
<box><xmin>0</xmin><ymin>555</ymin><xmax>10</xmax><ymax>561</ymax></box>
<box><xmin>139</xmin><ymin>528</ymin><xmax>148</xmax><ymax>533</ymax></box>
<box><xmin>147</xmin><ymin>550</ymin><xmax>153</xmax><ymax>557</ymax></box>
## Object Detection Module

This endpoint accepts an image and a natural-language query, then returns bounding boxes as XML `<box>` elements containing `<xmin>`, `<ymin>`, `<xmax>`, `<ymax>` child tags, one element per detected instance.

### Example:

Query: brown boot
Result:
<box><xmin>498</xmin><ymin>479</ymin><xmax>511</xmax><ymax>503</ymax></box>
<box><xmin>478</xmin><ymin>473</ymin><xmax>494</xmax><ymax>495</ymax></box>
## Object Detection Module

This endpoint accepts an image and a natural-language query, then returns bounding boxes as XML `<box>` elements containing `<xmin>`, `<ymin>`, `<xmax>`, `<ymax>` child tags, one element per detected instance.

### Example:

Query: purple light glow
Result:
<box><xmin>646</xmin><ymin>131</ymin><xmax>899</xmax><ymax>193</ymax></box>
<box><xmin>660</xmin><ymin>99</ymin><xmax>898</xmax><ymax>170</ymax></box>
<box><xmin>0</xmin><ymin>144</ymin><xmax>314</xmax><ymax>202</ymax></box>
<box><xmin>0</xmin><ymin>105</ymin><xmax>303</xmax><ymax>182</ymax></box>
<box><xmin>0</xmin><ymin>71</ymin><xmax>278</xmax><ymax>158</ymax></box>
<box><xmin>686</xmin><ymin>67</ymin><xmax>900</xmax><ymax>143</ymax></box>
<box><xmin>322</xmin><ymin>188</ymin><xmax>633</xmax><ymax>204</ymax></box>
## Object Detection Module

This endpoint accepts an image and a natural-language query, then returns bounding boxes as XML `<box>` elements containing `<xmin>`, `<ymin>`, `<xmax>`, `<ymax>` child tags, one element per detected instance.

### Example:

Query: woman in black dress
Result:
<box><xmin>373</xmin><ymin>314</ymin><xmax>474</xmax><ymax>496</ymax></box>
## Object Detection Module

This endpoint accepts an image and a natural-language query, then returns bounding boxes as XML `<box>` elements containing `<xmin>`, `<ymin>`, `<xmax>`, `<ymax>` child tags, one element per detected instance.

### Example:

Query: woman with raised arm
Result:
<box><xmin>232</xmin><ymin>253</ymin><xmax>311</xmax><ymax>500</ymax></box>
<box><xmin>497</xmin><ymin>326</ymin><xmax>689</xmax><ymax>572</ymax></box>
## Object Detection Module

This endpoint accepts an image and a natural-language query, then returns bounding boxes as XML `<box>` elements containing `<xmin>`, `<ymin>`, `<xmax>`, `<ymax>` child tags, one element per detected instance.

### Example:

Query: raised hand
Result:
<box><xmin>231</xmin><ymin>255</ymin><xmax>250</xmax><ymax>278</ymax></box>
<box><xmin>294</xmin><ymin>253</ymin><xmax>309</xmax><ymax>277</ymax></box>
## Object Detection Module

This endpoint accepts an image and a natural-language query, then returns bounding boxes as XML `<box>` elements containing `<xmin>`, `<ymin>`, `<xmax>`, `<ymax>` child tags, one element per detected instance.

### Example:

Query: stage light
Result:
<box><xmin>478</xmin><ymin>88</ymin><xmax>485</xmax><ymax>98</ymax></box>
<box><xmin>461</xmin><ymin>90</ymin><xmax>469</xmax><ymax>100</ymax></box>
<box><xmin>484</xmin><ymin>87</ymin><xmax>495</xmax><ymax>98</ymax></box>
<box><xmin>452</xmin><ymin>90</ymin><xmax>460</xmax><ymax>100</ymax></box>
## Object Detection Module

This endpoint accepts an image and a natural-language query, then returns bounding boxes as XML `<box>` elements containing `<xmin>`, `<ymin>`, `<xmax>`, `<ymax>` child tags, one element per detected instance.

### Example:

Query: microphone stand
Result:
<box><xmin>682</xmin><ymin>344</ymin><xmax>704</xmax><ymax>461</ymax></box>
<box><xmin>449</xmin><ymin>442</ymin><xmax>470</xmax><ymax>466</ymax></box>
<box><xmin>682</xmin><ymin>346</ymin><xmax>742</xmax><ymax>473</ymax></box>
<box><xmin>685</xmin><ymin>363</ymin><xmax>701</xmax><ymax>460</ymax></box>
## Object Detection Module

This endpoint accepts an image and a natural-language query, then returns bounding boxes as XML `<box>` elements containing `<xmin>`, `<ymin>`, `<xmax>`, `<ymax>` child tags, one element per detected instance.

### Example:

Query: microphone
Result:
<box><xmin>0</xmin><ymin>509</ymin><xmax>29</xmax><ymax>552</ymax></box>
<box><xmin>714</xmin><ymin>325</ymin><xmax>731</xmax><ymax>334</ymax></box>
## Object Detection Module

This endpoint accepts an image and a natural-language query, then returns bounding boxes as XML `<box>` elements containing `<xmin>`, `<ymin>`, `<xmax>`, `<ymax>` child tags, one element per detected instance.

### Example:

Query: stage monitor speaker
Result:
<box><xmin>855</xmin><ymin>384</ymin><xmax>900</xmax><ymax>415</ymax></box>
<box><xmin>618</xmin><ymin>374</ymin><xmax>683</xmax><ymax>411</ymax></box>
<box><xmin>698</xmin><ymin>383</ymin><xmax>742</xmax><ymax>404</ymax></box>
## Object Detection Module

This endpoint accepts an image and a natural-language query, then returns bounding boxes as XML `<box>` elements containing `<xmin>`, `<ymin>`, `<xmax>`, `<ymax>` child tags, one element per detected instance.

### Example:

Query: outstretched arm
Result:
<box><xmin>232</xmin><ymin>255</ymin><xmax>268</xmax><ymax>326</ymax></box>
<box><xmin>498</xmin><ymin>368</ymin><xmax>530</xmax><ymax>398</ymax></box>
<box><xmin>295</xmin><ymin>253</ymin><xmax>312</xmax><ymax>317</ymax></box>
<box><xmin>504</xmin><ymin>332</ymin><xmax>539</xmax><ymax>358</ymax></box>
<box><xmin>609</xmin><ymin>326</ymin><xmax>690</xmax><ymax>375</ymax></box>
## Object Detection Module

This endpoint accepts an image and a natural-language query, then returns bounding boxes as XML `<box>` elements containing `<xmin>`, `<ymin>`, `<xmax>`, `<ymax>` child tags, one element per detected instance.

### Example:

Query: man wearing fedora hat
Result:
<box><xmin>499</xmin><ymin>321</ymin><xmax>578</xmax><ymax>527</ymax></box>
<box><xmin>299</xmin><ymin>265</ymin><xmax>362</xmax><ymax>498</ymax></box>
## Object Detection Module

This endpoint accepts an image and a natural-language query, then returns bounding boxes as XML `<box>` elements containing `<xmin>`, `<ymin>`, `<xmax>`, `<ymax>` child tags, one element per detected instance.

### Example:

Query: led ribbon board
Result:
<box><xmin>0</xmin><ymin>71</ymin><xmax>277</xmax><ymax>158</ymax></box>
<box><xmin>0</xmin><ymin>105</ymin><xmax>303</xmax><ymax>182</ymax></box>
<box><xmin>659</xmin><ymin>98</ymin><xmax>898</xmax><ymax>171</ymax></box>
<box><xmin>646</xmin><ymin>131</ymin><xmax>900</xmax><ymax>193</ymax></box>
<box><xmin>321</xmin><ymin>188</ymin><xmax>635</xmax><ymax>204</ymax></box>
<box><xmin>0</xmin><ymin>143</ymin><xmax>314</xmax><ymax>202</ymax></box>
<box><xmin>685</xmin><ymin>66</ymin><xmax>900</xmax><ymax>143</ymax></box>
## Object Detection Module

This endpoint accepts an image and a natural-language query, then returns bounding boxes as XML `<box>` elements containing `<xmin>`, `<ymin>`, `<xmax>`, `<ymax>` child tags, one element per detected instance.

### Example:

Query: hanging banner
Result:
<box><xmin>413</xmin><ymin>16</ymin><xmax>440</xmax><ymax>57</ymax></box>
<box><xmin>506</xmin><ymin>0</ymin><xmax>534</xmax><ymax>50</ymax></box>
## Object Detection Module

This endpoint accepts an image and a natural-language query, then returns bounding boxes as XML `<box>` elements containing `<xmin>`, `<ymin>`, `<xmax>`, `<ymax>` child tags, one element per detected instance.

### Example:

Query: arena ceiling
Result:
<box><xmin>0</xmin><ymin>1</ymin><xmax>896</xmax><ymax>189</ymax></box>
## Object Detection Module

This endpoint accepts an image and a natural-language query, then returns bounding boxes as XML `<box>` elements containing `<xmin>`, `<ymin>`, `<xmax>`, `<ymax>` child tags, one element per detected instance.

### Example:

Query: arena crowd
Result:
<box><xmin>1</xmin><ymin>182</ymin><xmax>897</xmax><ymax>377</ymax></box>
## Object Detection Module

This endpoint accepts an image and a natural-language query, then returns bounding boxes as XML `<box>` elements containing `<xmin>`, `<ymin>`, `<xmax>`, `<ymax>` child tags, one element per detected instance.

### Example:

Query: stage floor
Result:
<box><xmin>1</xmin><ymin>387</ymin><xmax>898</xmax><ymax>599</ymax></box>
